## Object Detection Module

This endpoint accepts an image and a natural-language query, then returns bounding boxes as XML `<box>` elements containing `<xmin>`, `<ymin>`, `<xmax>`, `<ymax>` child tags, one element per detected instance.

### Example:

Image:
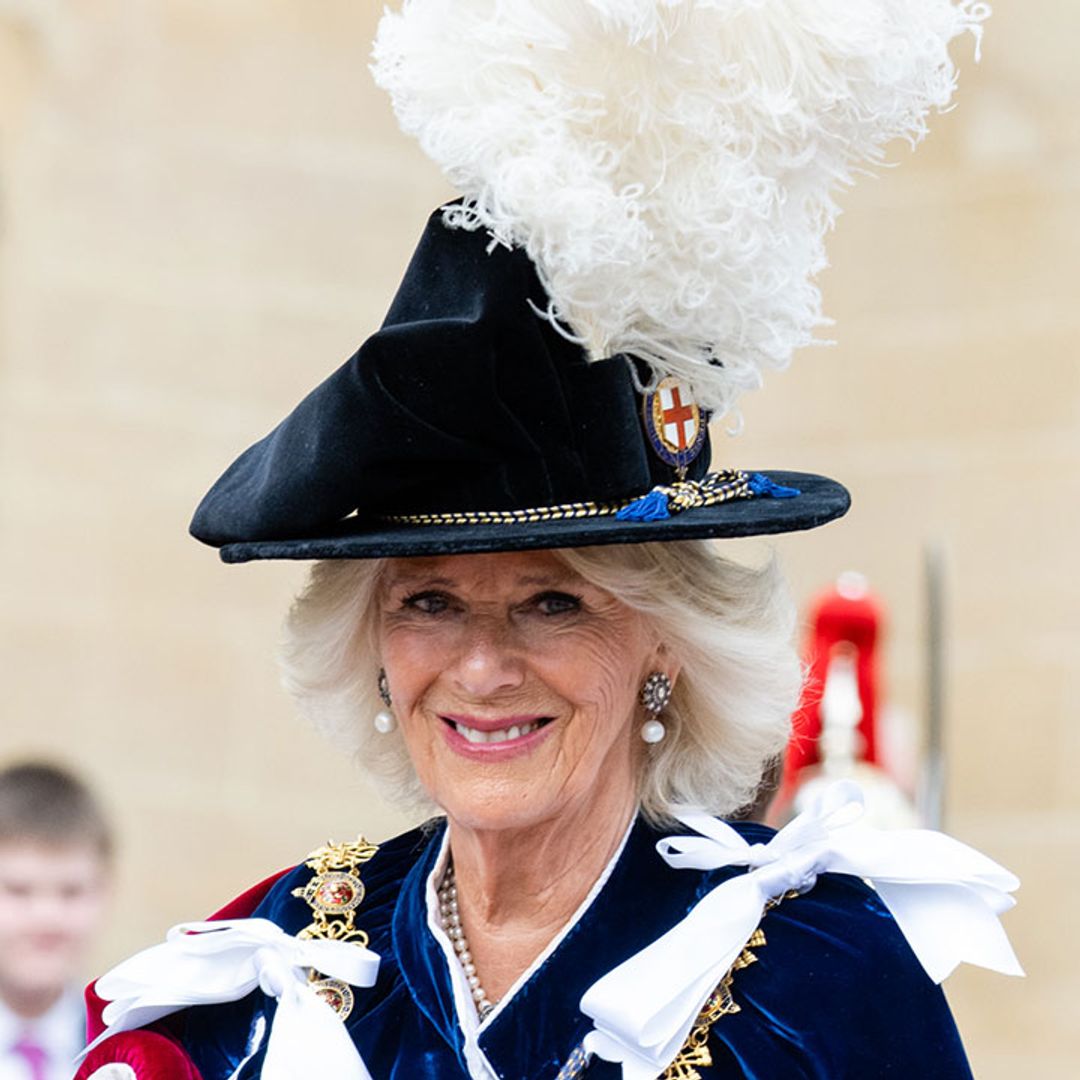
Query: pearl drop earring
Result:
<box><xmin>639</xmin><ymin>671</ymin><xmax>672</xmax><ymax>744</ymax></box>
<box><xmin>374</xmin><ymin>668</ymin><xmax>397</xmax><ymax>734</ymax></box>
<box><xmin>640</xmin><ymin>719</ymin><xmax>666</xmax><ymax>744</ymax></box>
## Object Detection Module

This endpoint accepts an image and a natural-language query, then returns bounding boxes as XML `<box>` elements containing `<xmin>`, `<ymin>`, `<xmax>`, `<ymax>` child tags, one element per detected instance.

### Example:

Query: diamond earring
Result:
<box><xmin>375</xmin><ymin>669</ymin><xmax>396</xmax><ymax>734</ymax></box>
<box><xmin>640</xmin><ymin>672</ymin><xmax>672</xmax><ymax>744</ymax></box>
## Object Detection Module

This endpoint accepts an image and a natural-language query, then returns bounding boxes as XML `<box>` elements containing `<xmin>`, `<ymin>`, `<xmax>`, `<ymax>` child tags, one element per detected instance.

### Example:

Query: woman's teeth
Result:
<box><xmin>454</xmin><ymin>721</ymin><xmax>541</xmax><ymax>744</ymax></box>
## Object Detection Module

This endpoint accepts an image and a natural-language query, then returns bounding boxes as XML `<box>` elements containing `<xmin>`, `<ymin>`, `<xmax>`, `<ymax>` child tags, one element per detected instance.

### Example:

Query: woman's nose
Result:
<box><xmin>451</xmin><ymin>618</ymin><xmax>525</xmax><ymax>699</ymax></box>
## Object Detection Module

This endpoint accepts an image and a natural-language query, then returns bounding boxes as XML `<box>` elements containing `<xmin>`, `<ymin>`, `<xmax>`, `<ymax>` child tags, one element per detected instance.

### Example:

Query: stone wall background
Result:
<box><xmin>1</xmin><ymin>3</ymin><xmax>1075</xmax><ymax>1074</ymax></box>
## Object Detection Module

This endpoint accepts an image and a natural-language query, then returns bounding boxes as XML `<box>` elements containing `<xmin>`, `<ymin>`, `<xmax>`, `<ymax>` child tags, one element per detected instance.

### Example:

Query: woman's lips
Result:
<box><xmin>439</xmin><ymin>714</ymin><xmax>555</xmax><ymax>759</ymax></box>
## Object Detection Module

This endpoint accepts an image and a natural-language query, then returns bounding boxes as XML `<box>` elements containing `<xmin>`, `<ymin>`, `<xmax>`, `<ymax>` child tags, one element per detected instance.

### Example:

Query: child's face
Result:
<box><xmin>0</xmin><ymin>841</ymin><xmax>110</xmax><ymax>1004</ymax></box>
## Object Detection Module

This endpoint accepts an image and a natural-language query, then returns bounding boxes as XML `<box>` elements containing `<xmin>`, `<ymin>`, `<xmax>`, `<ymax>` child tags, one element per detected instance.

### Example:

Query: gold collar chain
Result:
<box><xmin>556</xmin><ymin>890</ymin><xmax>796</xmax><ymax>1080</ymax></box>
<box><xmin>290</xmin><ymin>837</ymin><xmax>379</xmax><ymax>1021</ymax></box>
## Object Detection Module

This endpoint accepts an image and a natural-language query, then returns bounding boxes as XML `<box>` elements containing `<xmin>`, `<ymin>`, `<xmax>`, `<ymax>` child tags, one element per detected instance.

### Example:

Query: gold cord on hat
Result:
<box><xmin>378</xmin><ymin>469</ymin><xmax>790</xmax><ymax>528</ymax></box>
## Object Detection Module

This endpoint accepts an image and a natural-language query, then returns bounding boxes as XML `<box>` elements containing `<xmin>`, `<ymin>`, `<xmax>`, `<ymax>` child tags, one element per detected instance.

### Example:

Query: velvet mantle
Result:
<box><xmin>157</xmin><ymin>814</ymin><xmax>974</xmax><ymax>1080</ymax></box>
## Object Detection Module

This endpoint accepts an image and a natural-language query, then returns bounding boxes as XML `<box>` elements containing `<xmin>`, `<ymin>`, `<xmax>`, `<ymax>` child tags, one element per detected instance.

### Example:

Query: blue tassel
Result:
<box><xmin>748</xmin><ymin>473</ymin><xmax>801</xmax><ymax>499</ymax></box>
<box><xmin>616</xmin><ymin>488</ymin><xmax>672</xmax><ymax>521</ymax></box>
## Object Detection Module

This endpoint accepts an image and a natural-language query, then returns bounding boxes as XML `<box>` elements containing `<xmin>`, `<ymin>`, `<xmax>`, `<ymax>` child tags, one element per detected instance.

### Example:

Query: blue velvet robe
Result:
<box><xmin>179</xmin><ymin>816</ymin><xmax>973</xmax><ymax>1079</ymax></box>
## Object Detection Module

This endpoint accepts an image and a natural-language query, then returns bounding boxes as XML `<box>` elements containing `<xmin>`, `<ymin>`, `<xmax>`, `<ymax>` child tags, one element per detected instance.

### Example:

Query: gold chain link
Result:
<box><xmin>289</xmin><ymin>837</ymin><xmax>379</xmax><ymax>1020</ymax></box>
<box><xmin>659</xmin><ymin>889</ymin><xmax>803</xmax><ymax>1080</ymax></box>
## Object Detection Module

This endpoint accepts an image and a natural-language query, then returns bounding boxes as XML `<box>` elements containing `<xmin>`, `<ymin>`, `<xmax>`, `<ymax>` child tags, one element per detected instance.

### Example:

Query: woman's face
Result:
<box><xmin>377</xmin><ymin>550</ymin><xmax>664</xmax><ymax>832</ymax></box>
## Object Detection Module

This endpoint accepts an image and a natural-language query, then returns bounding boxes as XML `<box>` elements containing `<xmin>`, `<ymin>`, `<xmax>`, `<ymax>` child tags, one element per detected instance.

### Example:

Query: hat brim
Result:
<box><xmin>216</xmin><ymin>471</ymin><xmax>849</xmax><ymax>563</ymax></box>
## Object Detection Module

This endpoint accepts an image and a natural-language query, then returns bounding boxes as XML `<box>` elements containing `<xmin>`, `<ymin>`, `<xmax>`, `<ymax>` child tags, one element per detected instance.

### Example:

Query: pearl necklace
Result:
<box><xmin>438</xmin><ymin>864</ymin><xmax>495</xmax><ymax>1019</ymax></box>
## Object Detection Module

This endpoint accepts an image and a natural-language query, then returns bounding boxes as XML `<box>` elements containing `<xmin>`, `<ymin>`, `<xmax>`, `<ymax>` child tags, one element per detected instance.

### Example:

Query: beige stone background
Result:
<box><xmin>0</xmin><ymin>1</ymin><xmax>1074</xmax><ymax>1075</ymax></box>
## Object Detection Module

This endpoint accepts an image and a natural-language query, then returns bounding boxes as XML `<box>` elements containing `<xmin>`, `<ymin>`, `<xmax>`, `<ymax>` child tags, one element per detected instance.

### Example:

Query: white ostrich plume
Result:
<box><xmin>372</xmin><ymin>0</ymin><xmax>989</xmax><ymax>418</ymax></box>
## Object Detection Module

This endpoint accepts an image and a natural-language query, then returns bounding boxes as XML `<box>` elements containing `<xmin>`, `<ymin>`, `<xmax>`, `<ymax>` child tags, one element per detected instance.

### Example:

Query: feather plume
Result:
<box><xmin>372</xmin><ymin>0</ymin><xmax>989</xmax><ymax>417</ymax></box>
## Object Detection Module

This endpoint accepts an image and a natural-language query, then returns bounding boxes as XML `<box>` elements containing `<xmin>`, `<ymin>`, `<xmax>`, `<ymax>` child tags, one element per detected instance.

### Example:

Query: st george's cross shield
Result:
<box><xmin>642</xmin><ymin>376</ymin><xmax>708</xmax><ymax>478</ymax></box>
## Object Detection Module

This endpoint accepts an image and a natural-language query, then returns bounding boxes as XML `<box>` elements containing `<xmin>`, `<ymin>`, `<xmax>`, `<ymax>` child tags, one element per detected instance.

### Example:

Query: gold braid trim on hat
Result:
<box><xmin>378</xmin><ymin>470</ymin><xmax>754</xmax><ymax>526</ymax></box>
<box><xmin>289</xmin><ymin>837</ymin><xmax>379</xmax><ymax>1021</ymax></box>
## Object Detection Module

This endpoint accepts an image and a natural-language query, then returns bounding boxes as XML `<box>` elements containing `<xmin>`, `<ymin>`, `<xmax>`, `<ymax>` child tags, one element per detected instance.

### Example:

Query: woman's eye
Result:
<box><xmin>533</xmin><ymin>591</ymin><xmax>583</xmax><ymax>616</ymax></box>
<box><xmin>401</xmin><ymin>591</ymin><xmax>452</xmax><ymax>615</ymax></box>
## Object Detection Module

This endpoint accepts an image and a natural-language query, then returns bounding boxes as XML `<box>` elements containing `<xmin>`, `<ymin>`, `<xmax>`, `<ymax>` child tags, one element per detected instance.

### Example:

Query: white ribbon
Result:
<box><xmin>581</xmin><ymin>781</ymin><xmax>1022</xmax><ymax>1079</ymax></box>
<box><xmin>79</xmin><ymin>917</ymin><xmax>380</xmax><ymax>1080</ymax></box>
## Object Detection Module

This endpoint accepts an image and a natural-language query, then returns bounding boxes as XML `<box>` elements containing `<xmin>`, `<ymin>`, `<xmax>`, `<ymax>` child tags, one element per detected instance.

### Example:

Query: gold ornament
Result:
<box><xmin>289</xmin><ymin>836</ymin><xmax>379</xmax><ymax>1020</ymax></box>
<box><xmin>661</xmin><ymin>926</ymin><xmax>771</xmax><ymax>1080</ymax></box>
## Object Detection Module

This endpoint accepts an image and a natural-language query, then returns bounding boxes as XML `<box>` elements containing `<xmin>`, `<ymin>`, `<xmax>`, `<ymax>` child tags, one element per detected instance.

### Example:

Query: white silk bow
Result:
<box><xmin>581</xmin><ymin>781</ymin><xmax>1022</xmax><ymax>1079</ymax></box>
<box><xmin>79</xmin><ymin>917</ymin><xmax>380</xmax><ymax>1080</ymax></box>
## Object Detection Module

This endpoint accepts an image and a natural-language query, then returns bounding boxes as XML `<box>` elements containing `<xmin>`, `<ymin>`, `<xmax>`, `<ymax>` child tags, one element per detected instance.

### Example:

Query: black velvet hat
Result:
<box><xmin>190</xmin><ymin>210</ymin><xmax>849</xmax><ymax>563</ymax></box>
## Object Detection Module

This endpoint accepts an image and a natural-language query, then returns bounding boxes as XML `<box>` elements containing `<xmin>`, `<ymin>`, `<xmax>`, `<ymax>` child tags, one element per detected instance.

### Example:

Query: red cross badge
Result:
<box><xmin>643</xmin><ymin>377</ymin><xmax>707</xmax><ymax>476</ymax></box>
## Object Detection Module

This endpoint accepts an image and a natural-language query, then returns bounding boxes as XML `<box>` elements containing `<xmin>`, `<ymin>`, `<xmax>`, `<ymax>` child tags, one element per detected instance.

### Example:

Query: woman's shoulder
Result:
<box><xmin>711</xmin><ymin>883</ymin><xmax>972</xmax><ymax>1078</ymax></box>
<box><xmin>679</xmin><ymin>819</ymin><xmax>973</xmax><ymax>1078</ymax></box>
<box><xmin>691</xmin><ymin>818</ymin><xmax>939</xmax><ymax>982</ymax></box>
<box><xmin>159</xmin><ymin>823</ymin><xmax>441</xmax><ymax>1080</ymax></box>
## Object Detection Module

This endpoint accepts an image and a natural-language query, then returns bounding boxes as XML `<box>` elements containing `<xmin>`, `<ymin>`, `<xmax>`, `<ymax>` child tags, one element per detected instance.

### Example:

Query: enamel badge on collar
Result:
<box><xmin>643</xmin><ymin>378</ymin><xmax>707</xmax><ymax>479</ymax></box>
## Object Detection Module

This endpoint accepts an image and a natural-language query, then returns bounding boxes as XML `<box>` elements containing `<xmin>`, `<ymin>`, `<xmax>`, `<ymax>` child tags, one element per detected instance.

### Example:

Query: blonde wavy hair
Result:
<box><xmin>279</xmin><ymin>541</ymin><xmax>801</xmax><ymax>822</ymax></box>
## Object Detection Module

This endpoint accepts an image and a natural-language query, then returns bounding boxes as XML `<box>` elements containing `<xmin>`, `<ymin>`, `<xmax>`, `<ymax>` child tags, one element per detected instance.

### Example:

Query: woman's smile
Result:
<box><xmin>439</xmin><ymin>712</ymin><xmax>557</xmax><ymax>759</ymax></box>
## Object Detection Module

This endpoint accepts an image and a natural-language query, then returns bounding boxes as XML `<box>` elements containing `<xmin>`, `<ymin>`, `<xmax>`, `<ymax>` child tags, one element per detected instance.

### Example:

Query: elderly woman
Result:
<box><xmin>76</xmin><ymin>215</ymin><xmax>1018</xmax><ymax>1080</ymax></box>
<box><xmin>77</xmin><ymin>4</ymin><xmax>1018</xmax><ymax>1079</ymax></box>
